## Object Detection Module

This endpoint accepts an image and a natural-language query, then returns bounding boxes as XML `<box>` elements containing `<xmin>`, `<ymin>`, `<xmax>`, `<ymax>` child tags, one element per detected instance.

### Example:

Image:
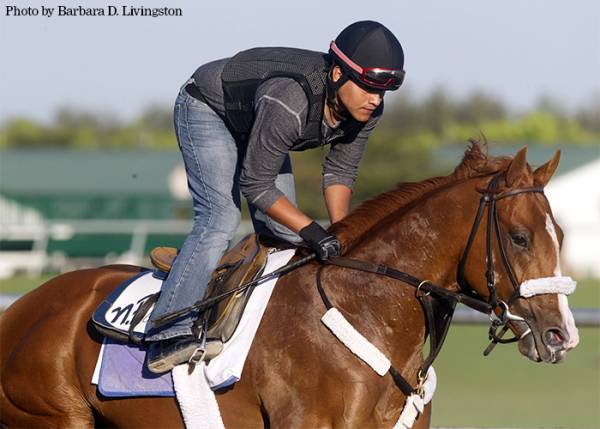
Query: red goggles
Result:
<box><xmin>330</xmin><ymin>41</ymin><xmax>405</xmax><ymax>90</ymax></box>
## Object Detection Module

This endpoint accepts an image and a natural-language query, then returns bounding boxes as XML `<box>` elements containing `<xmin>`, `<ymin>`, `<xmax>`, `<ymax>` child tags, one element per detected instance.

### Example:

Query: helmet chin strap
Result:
<box><xmin>326</xmin><ymin>69</ymin><xmax>350</xmax><ymax>123</ymax></box>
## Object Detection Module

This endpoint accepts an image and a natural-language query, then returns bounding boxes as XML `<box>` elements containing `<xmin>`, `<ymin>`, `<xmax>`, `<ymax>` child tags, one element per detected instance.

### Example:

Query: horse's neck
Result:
<box><xmin>326</xmin><ymin>178</ymin><xmax>481</xmax><ymax>369</ymax></box>
<box><xmin>352</xmin><ymin>177</ymin><xmax>478</xmax><ymax>287</ymax></box>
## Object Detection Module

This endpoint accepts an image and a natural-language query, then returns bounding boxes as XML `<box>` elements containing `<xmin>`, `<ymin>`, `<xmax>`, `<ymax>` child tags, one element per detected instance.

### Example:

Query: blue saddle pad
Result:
<box><xmin>91</xmin><ymin>269</ymin><xmax>176</xmax><ymax>397</ymax></box>
<box><xmin>95</xmin><ymin>338</ymin><xmax>175</xmax><ymax>397</ymax></box>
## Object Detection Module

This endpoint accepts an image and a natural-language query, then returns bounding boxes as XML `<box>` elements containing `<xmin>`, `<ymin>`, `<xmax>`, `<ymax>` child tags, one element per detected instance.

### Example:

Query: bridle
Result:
<box><xmin>456</xmin><ymin>172</ymin><xmax>545</xmax><ymax>352</ymax></box>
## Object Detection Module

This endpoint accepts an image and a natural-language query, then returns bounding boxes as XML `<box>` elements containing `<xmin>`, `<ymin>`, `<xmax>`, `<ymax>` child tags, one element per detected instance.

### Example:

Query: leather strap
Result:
<box><xmin>316</xmin><ymin>265</ymin><xmax>415</xmax><ymax>396</ymax></box>
<box><xmin>327</xmin><ymin>257</ymin><xmax>492</xmax><ymax>314</ymax></box>
<box><xmin>494</xmin><ymin>186</ymin><xmax>544</xmax><ymax>200</ymax></box>
<box><xmin>316</xmin><ymin>258</ymin><xmax>458</xmax><ymax>397</ymax></box>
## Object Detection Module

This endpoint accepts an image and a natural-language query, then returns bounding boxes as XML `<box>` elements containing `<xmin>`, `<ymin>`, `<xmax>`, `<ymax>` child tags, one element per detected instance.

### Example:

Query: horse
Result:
<box><xmin>0</xmin><ymin>142</ymin><xmax>579</xmax><ymax>428</ymax></box>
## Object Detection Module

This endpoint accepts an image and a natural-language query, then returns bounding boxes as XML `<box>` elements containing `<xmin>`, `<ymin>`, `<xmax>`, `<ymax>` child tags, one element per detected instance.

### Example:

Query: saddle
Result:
<box><xmin>92</xmin><ymin>234</ymin><xmax>293</xmax><ymax>350</ymax></box>
<box><xmin>150</xmin><ymin>234</ymin><xmax>269</xmax><ymax>343</ymax></box>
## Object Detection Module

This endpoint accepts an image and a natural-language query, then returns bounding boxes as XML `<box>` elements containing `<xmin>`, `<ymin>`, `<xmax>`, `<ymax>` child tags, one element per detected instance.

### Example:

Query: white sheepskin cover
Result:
<box><xmin>519</xmin><ymin>276</ymin><xmax>576</xmax><ymax>298</ymax></box>
<box><xmin>393</xmin><ymin>366</ymin><xmax>437</xmax><ymax>429</ymax></box>
<box><xmin>172</xmin><ymin>363</ymin><xmax>225</xmax><ymax>429</ymax></box>
<box><xmin>321</xmin><ymin>307</ymin><xmax>391</xmax><ymax>375</ymax></box>
<box><xmin>322</xmin><ymin>307</ymin><xmax>439</xmax><ymax>429</ymax></box>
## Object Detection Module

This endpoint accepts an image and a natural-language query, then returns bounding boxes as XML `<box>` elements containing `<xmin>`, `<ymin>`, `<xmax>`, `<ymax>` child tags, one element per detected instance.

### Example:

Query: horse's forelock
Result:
<box><xmin>331</xmin><ymin>139</ymin><xmax>513</xmax><ymax>251</ymax></box>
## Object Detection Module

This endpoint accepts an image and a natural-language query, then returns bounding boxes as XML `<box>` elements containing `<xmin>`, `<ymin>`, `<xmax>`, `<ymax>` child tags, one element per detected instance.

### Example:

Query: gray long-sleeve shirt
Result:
<box><xmin>192</xmin><ymin>58</ymin><xmax>382</xmax><ymax>212</ymax></box>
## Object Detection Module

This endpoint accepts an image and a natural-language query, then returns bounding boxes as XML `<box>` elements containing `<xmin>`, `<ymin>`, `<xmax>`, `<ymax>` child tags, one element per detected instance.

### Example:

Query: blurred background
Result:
<box><xmin>1</xmin><ymin>1</ymin><xmax>598</xmax><ymax>427</ymax></box>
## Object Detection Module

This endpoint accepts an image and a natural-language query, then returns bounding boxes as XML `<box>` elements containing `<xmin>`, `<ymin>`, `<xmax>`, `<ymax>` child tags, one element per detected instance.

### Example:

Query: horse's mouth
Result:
<box><xmin>516</xmin><ymin>321</ymin><xmax>570</xmax><ymax>364</ymax></box>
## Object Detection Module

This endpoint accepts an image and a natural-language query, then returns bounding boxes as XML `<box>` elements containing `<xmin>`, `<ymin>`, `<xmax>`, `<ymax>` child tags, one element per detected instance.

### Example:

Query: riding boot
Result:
<box><xmin>146</xmin><ymin>336</ymin><xmax>205</xmax><ymax>374</ymax></box>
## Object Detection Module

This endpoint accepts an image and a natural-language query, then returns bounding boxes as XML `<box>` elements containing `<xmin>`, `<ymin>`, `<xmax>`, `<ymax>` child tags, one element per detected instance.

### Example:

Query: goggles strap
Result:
<box><xmin>330</xmin><ymin>41</ymin><xmax>363</xmax><ymax>74</ymax></box>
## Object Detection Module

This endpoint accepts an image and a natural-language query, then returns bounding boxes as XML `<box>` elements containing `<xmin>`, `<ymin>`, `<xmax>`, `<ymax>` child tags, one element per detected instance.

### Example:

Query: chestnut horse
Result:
<box><xmin>0</xmin><ymin>143</ymin><xmax>578</xmax><ymax>428</ymax></box>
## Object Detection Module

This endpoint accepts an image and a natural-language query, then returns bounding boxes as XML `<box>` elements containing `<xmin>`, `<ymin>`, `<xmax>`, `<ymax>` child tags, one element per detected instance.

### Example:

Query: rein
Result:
<box><xmin>152</xmin><ymin>253</ymin><xmax>317</xmax><ymax>328</ymax></box>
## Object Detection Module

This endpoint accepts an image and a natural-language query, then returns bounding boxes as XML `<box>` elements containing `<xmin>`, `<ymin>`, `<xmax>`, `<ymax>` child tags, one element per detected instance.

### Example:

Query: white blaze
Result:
<box><xmin>559</xmin><ymin>294</ymin><xmax>580</xmax><ymax>349</ymax></box>
<box><xmin>545</xmin><ymin>214</ymin><xmax>579</xmax><ymax>348</ymax></box>
<box><xmin>545</xmin><ymin>214</ymin><xmax>562</xmax><ymax>276</ymax></box>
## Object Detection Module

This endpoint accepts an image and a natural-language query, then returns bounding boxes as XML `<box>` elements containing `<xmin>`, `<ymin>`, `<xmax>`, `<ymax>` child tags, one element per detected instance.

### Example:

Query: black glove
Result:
<box><xmin>298</xmin><ymin>221</ymin><xmax>341</xmax><ymax>261</ymax></box>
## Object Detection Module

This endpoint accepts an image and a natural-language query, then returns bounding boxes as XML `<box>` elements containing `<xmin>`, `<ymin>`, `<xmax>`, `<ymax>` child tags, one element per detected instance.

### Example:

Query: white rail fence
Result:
<box><xmin>0</xmin><ymin>219</ymin><xmax>256</xmax><ymax>277</ymax></box>
<box><xmin>0</xmin><ymin>292</ymin><xmax>597</xmax><ymax>326</ymax></box>
<box><xmin>1</xmin><ymin>220</ymin><xmax>598</xmax><ymax>325</ymax></box>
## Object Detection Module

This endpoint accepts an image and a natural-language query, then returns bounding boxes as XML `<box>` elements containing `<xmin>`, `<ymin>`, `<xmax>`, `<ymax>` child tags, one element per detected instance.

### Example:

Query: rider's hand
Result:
<box><xmin>298</xmin><ymin>221</ymin><xmax>341</xmax><ymax>261</ymax></box>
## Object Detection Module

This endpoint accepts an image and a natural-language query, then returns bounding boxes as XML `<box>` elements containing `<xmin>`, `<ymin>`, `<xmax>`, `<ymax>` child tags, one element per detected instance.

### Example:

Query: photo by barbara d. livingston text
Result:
<box><xmin>4</xmin><ymin>5</ymin><xmax>183</xmax><ymax>17</ymax></box>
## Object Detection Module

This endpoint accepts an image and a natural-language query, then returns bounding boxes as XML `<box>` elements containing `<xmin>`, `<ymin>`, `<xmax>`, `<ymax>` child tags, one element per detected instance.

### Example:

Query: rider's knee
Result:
<box><xmin>218</xmin><ymin>209</ymin><xmax>242</xmax><ymax>238</ymax></box>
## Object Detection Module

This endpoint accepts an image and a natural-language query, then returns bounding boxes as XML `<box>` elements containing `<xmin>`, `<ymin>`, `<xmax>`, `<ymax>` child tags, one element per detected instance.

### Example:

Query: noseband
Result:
<box><xmin>456</xmin><ymin>173</ymin><xmax>545</xmax><ymax>351</ymax></box>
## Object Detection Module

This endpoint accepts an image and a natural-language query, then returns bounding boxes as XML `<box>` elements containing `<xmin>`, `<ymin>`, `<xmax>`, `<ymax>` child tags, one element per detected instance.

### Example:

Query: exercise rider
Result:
<box><xmin>145</xmin><ymin>20</ymin><xmax>406</xmax><ymax>373</ymax></box>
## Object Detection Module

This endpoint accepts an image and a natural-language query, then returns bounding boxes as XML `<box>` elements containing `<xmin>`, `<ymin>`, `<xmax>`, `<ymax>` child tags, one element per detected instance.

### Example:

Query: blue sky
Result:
<box><xmin>1</xmin><ymin>0</ymin><xmax>598</xmax><ymax>123</ymax></box>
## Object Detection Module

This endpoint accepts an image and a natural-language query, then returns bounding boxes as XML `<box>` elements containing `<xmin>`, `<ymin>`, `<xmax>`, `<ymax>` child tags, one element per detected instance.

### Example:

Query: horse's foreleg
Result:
<box><xmin>0</xmin><ymin>395</ymin><xmax>94</xmax><ymax>429</ymax></box>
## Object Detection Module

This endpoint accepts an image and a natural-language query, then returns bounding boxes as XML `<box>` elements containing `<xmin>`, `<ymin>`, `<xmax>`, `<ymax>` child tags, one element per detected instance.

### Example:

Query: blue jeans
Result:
<box><xmin>146</xmin><ymin>83</ymin><xmax>301</xmax><ymax>341</ymax></box>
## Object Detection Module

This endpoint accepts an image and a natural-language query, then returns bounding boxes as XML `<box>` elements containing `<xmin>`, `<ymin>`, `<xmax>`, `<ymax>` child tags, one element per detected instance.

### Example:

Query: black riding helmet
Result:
<box><xmin>328</xmin><ymin>21</ymin><xmax>405</xmax><ymax>93</ymax></box>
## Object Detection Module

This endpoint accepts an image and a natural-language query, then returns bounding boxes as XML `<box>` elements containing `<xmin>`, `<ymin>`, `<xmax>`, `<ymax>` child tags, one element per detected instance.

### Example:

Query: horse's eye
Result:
<box><xmin>510</xmin><ymin>232</ymin><xmax>529</xmax><ymax>248</ymax></box>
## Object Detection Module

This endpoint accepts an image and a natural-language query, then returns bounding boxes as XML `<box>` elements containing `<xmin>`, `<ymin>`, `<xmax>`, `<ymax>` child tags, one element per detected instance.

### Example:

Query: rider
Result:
<box><xmin>145</xmin><ymin>20</ymin><xmax>406</xmax><ymax>373</ymax></box>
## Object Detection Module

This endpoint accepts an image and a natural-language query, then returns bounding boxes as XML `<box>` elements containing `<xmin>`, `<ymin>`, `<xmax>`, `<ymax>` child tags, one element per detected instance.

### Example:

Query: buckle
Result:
<box><xmin>415</xmin><ymin>280</ymin><xmax>432</xmax><ymax>298</ymax></box>
<box><xmin>188</xmin><ymin>346</ymin><xmax>206</xmax><ymax>364</ymax></box>
<box><xmin>415</xmin><ymin>369</ymin><xmax>427</xmax><ymax>398</ymax></box>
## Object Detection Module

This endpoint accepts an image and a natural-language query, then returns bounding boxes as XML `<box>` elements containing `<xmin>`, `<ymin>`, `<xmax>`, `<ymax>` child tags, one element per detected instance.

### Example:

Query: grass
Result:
<box><xmin>431</xmin><ymin>325</ymin><xmax>600</xmax><ymax>428</ymax></box>
<box><xmin>567</xmin><ymin>278</ymin><xmax>600</xmax><ymax>308</ymax></box>
<box><xmin>433</xmin><ymin>278</ymin><xmax>600</xmax><ymax>427</ymax></box>
<box><xmin>1</xmin><ymin>274</ymin><xmax>599</xmax><ymax>427</ymax></box>
<box><xmin>0</xmin><ymin>274</ymin><xmax>55</xmax><ymax>295</ymax></box>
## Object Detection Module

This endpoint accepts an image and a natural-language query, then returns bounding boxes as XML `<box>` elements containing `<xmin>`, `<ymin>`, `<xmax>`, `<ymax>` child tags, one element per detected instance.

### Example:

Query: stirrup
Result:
<box><xmin>189</xmin><ymin>318</ymin><xmax>208</xmax><ymax>364</ymax></box>
<box><xmin>187</xmin><ymin>339</ymin><xmax>225</xmax><ymax>364</ymax></box>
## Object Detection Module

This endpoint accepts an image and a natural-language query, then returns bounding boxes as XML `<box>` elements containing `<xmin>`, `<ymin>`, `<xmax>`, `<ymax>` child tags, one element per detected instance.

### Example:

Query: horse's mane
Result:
<box><xmin>331</xmin><ymin>139</ymin><xmax>512</xmax><ymax>250</ymax></box>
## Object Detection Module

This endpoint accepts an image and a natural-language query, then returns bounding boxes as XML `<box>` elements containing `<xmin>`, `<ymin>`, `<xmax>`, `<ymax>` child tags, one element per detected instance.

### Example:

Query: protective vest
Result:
<box><xmin>221</xmin><ymin>47</ymin><xmax>330</xmax><ymax>151</ymax></box>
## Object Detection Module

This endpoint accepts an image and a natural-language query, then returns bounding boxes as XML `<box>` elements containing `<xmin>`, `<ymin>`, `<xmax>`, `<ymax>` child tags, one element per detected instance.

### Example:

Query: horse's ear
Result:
<box><xmin>533</xmin><ymin>150</ymin><xmax>561</xmax><ymax>187</ymax></box>
<box><xmin>506</xmin><ymin>146</ymin><xmax>528</xmax><ymax>187</ymax></box>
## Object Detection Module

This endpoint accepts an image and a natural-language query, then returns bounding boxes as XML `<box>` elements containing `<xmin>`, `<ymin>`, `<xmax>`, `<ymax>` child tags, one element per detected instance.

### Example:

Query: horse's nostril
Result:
<box><xmin>544</xmin><ymin>328</ymin><xmax>565</xmax><ymax>348</ymax></box>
